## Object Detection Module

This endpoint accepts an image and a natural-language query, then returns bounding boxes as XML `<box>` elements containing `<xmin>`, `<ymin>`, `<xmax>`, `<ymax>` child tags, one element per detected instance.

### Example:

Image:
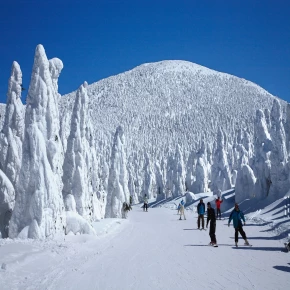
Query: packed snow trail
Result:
<box><xmin>0</xmin><ymin>206</ymin><xmax>289</xmax><ymax>290</ymax></box>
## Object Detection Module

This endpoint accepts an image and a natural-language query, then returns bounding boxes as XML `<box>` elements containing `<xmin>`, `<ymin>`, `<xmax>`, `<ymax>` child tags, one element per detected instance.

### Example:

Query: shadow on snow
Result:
<box><xmin>273</xmin><ymin>265</ymin><xmax>290</xmax><ymax>273</ymax></box>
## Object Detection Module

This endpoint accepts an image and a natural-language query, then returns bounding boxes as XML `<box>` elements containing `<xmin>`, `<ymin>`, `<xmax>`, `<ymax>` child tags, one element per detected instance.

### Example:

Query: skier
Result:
<box><xmin>179</xmin><ymin>199</ymin><xmax>186</xmax><ymax>220</ymax></box>
<box><xmin>143</xmin><ymin>194</ymin><xmax>148</xmax><ymax>212</ymax></box>
<box><xmin>285</xmin><ymin>241</ymin><xmax>290</xmax><ymax>252</ymax></box>
<box><xmin>129</xmin><ymin>195</ymin><xmax>133</xmax><ymax>205</ymax></box>
<box><xmin>215</xmin><ymin>197</ymin><xmax>223</xmax><ymax>219</ymax></box>
<box><xmin>206</xmin><ymin>202</ymin><xmax>217</xmax><ymax>246</ymax></box>
<box><xmin>197</xmin><ymin>199</ymin><xmax>205</xmax><ymax>229</ymax></box>
<box><xmin>228</xmin><ymin>203</ymin><xmax>250</xmax><ymax>247</ymax></box>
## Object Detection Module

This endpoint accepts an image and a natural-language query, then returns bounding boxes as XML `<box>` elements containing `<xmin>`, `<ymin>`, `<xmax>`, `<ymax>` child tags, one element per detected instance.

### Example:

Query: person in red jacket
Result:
<box><xmin>215</xmin><ymin>197</ymin><xmax>223</xmax><ymax>219</ymax></box>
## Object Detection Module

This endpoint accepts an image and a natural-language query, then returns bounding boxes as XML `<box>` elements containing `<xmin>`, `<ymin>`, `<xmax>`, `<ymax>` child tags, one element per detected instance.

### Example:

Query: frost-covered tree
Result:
<box><xmin>49</xmin><ymin>58</ymin><xmax>63</xmax><ymax>97</ymax></box>
<box><xmin>264</xmin><ymin>108</ymin><xmax>271</xmax><ymax>131</ymax></box>
<box><xmin>0</xmin><ymin>171</ymin><xmax>14</xmax><ymax>238</ymax></box>
<box><xmin>235</xmin><ymin>165</ymin><xmax>256</xmax><ymax>203</ymax></box>
<box><xmin>165</xmin><ymin>154</ymin><xmax>174</xmax><ymax>198</ymax></box>
<box><xmin>252</xmin><ymin>109</ymin><xmax>272</xmax><ymax>200</ymax></box>
<box><xmin>155</xmin><ymin>160</ymin><xmax>165</xmax><ymax>201</ymax></box>
<box><xmin>105</xmin><ymin>126</ymin><xmax>129</xmax><ymax>218</ymax></box>
<box><xmin>0</xmin><ymin>61</ymin><xmax>24</xmax><ymax>187</ymax></box>
<box><xmin>185</xmin><ymin>151</ymin><xmax>195</xmax><ymax>192</ymax></box>
<box><xmin>141</xmin><ymin>151</ymin><xmax>155</xmax><ymax>199</ymax></box>
<box><xmin>285</xmin><ymin>103</ymin><xmax>290</xmax><ymax>153</ymax></box>
<box><xmin>9</xmin><ymin>45</ymin><xmax>65</xmax><ymax>239</ymax></box>
<box><xmin>62</xmin><ymin>82</ymin><xmax>101</xmax><ymax>221</ymax></box>
<box><xmin>268</xmin><ymin>99</ymin><xmax>288</xmax><ymax>197</ymax></box>
<box><xmin>211</xmin><ymin>127</ymin><xmax>232</xmax><ymax>193</ymax></box>
<box><xmin>193</xmin><ymin>141</ymin><xmax>209</xmax><ymax>193</ymax></box>
<box><xmin>172</xmin><ymin>144</ymin><xmax>185</xmax><ymax>197</ymax></box>
<box><xmin>0</xmin><ymin>61</ymin><xmax>25</xmax><ymax>238</ymax></box>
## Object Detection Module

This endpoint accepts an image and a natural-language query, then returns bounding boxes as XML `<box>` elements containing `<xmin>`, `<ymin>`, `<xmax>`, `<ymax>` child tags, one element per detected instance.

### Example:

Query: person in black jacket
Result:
<box><xmin>206</xmin><ymin>202</ymin><xmax>217</xmax><ymax>246</ymax></box>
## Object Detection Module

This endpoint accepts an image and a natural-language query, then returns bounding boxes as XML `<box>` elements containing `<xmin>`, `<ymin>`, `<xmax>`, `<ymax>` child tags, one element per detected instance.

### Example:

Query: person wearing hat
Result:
<box><xmin>228</xmin><ymin>203</ymin><xmax>250</xmax><ymax>247</ymax></box>
<box><xmin>197</xmin><ymin>199</ymin><xmax>205</xmax><ymax>229</ymax></box>
<box><xmin>206</xmin><ymin>202</ymin><xmax>217</xmax><ymax>246</ymax></box>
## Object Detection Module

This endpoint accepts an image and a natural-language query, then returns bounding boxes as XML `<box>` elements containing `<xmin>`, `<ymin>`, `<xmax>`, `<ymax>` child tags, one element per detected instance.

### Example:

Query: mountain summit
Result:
<box><xmin>60</xmin><ymin>60</ymin><xmax>283</xmax><ymax>152</ymax></box>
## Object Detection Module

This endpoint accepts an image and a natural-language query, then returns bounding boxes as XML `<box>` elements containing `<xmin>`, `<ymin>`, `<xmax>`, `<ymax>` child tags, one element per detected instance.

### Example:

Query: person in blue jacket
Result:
<box><xmin>228</xmin><ymin>203</ymin><xmax>250</xmax><ymax>247</ymax></box>
<box><xmin>197</xmin><ymin>199</ymin><xmax>205</xmax><ymax>229</ymax></box>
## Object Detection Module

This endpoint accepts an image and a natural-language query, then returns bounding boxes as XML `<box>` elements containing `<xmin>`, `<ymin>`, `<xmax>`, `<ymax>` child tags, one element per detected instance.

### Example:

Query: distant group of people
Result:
<box><xmin>121</xmin><ymin>195</ymin><xmax>134</xmax><ymax>219</ymax></box>
<box><xmin>195</xmin><ymin>197</ymin><xmax>249</xmax><ymax>247</ymax></box>
<box><xmin>122</xmin><ymin>201</ymin><xmax>132</xmax><ymax>218</ymax></box>
<box><xmin>122</xmin><ymin>193</ymin><xmax>150</xmax><ymax>219</ymax></box>
<box><xmin>124</xmin><ymin>191</ymin><xmax>251</xmax><ymax>248</ymax></box>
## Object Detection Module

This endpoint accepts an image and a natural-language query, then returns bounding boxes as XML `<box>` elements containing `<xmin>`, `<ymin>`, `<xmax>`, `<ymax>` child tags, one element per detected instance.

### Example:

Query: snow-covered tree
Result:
<box><xmin>268</xmin><ymin>99</ymin><xmax>289</xmax><ymax>198</ymax></box>
<box><xmin>252</xmin><ymin>109</ymin><xmax>272</xmax><ymax>200</ymax></box>
<box><xmin>235</xmin><ymin>165</ymin><xmax>256</xmax><ymax>203</ymax></box>
<box><xmin>172</xmin><ymin>144</ymin><xmax>185</xmax><ymax>197</ymax></box>
<box><xmin>105</xmin><ymin>126</ymin><xmax>129</xmax><ymax>218</ymax></box>
<box><xmin>165</xmin><ymin>154</ymin><xmax>174</xmax><ymax>198</ymax></box>
<box><xmin>141</xmin><ymin>151</ymin><xmax>155</xmax><ymax>199</ymax></box>
<box><xmin>193</xmin><ymin>141</ymin><xmax>209</xmax><ymax>193</ymax></box>
<box><xmin>0</xmin><ymin>61</ymin><xmax>25</xmax><ymax>238</ymax></box>
<box><xmin>9</xmin><ymin>45</ymin><xmax>65</xmax><ymax>239</ymax></box>
<box><xmin>0</xmin><ymin>61</ymin><xmax>24</xmax><ymax>187</ymax></box>
<box><xmin>0</xmin><ymin>171</ymin><xmax>14</xmax><ymax>238</ymax></box>
<box><xmin>62</xmin><ymin>82</ymin><xmax>101</xmax><ymax>221</ymax></box>
<box><xmin>155</xmin><ymin>161</ymin><xmax>165</xmax><ymax>201</ymax></box>
<box><xmin>284</xmin><ymin>103</ymin><xmax>290</xmax><ymax>153</ymax></box>
<box><xmin>211</xmin><ymin>127</ymin><xmax>232</xmax><ymax>193</ymax></box>
<box><xmin>185</xmin><ymin>151</ymin><xmax>195</xmax><ymax>192</ymax></box>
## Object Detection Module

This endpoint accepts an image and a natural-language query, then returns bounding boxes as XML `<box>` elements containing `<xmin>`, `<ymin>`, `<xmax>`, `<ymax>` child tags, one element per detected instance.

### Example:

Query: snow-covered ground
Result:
<box><xmin>1</xmin><ymin>198</ymin><xmax>289</xmax><ymax>290</ymax></box>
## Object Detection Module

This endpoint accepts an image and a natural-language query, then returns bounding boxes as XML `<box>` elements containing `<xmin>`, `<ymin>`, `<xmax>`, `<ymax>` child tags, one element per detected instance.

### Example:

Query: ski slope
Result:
<box><xmin>0</xmin><ymin>203</ymin><xmax>289</xmax><ymax>290</ymax></box>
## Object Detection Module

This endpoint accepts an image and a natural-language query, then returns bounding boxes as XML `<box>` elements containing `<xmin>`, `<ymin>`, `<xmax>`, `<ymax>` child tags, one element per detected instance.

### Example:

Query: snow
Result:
<box><xmin>1</xmin><ymin>44</ymin><xmax>290</xmax><ymax>289</ymax></box>
<box><xmin>0</xmin><ymin>199</ymin><xmax>289</xmax><ymax>290</ymax></box>
<box><xmin>60</xmin><ymin>59</ymin><xmax>284</xmax><ymax>161</ymax></box>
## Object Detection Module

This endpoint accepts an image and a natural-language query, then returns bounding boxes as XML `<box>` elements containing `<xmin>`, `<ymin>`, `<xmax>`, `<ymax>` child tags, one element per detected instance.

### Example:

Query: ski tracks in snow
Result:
<box><xmin>1</xmin><ymin>206</ymin><xmax>290</xmax><ymax>289</ymax></box>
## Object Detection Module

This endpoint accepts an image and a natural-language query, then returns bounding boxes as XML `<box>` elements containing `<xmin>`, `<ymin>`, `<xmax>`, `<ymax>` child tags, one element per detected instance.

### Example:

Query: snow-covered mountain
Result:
<box><xmin>60</xmin><ymin>60</ymin><xmax>285</xmax><ymax>153</ymax></box>
<box><xmin>59</xmin><ymin>59</ymin><xmax>288</xmax><ymax>206</ymax></box>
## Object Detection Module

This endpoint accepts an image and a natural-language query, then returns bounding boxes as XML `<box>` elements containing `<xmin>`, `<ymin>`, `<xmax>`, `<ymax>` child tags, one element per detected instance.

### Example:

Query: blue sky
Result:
<box><xmin>0</xmin><ymin>0</ymin><xmax>289</xmax><ymax>104</ymax></box>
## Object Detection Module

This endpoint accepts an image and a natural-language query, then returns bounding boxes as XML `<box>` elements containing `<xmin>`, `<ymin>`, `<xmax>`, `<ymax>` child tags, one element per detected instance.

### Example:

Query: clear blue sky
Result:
<box><xmin>0</xmin><ymin>0</ymin><xmax>289</xmax><ymax>104</ymax></box>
